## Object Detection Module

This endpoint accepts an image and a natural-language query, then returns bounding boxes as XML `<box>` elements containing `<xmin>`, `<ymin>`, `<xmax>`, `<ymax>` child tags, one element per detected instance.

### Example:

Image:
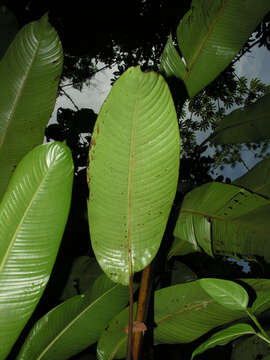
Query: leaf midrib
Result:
<box><xmin>0</xmin><ymin>162</ymin><xmax>49</xmax><ymax>274</ymax></box>
<box><xmin>182</xmin><ymin>208</ymin><xmax>270</xmax><ymax>235</ymax></box>
<box><xmin>37</xmin><ymin>284</ymin><xmax>121</xmax><ymax>359</ymax></box>
<box><xmin>183</xmin><ymin>0</ymin><xmax>230</xmax><ymax>83</ymax></box>
<box><xmin>127</xmin><ymin>74</ymin><xmax>143</xmax><ymax>277</ymax></box>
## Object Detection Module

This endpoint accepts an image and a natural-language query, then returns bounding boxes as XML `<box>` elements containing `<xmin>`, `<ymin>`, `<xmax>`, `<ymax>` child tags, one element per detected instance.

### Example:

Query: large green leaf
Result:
<box><xmin>17</xmin><ymin>274</ymin><xmax>130</xmax><ymax>360</ymax></box>
<box><xmin>191</xmin><ymin>323</ymin><xmax>256</xmax><ymax>359</ymax></box>
<box><xmin>211</xmin><ymin>93</ymin><xmax>270</xmax><ymax>144</ymax></box>
<box><xmin>0</xmin><ymin>141</ymin><xmax>73</xmax><ymax>359</ymax></box>
<box><xmin>96</xmin><ymin>279</ymin><xmax>270</xmax><ymax>359</ymax></box>
<box><xmin>233</xmin><ymin>157</ymin><xmax>270</xmax><ymax>199</ymax></box>
<box><xmin>160</xmin><ymin>0</ymin><xmax>270</xmax><ymax>97</ymax></box>
<box><xmin>0</xmin><ymin>14</ymin><xmax>63</xmax><ymax>200</ymax></box>
<box><xmin>169</xmin><ymin>182</ymin><xmax>270</xmax><ymax>262</ymax></box>
<box><xmin>87</xmin><ymin>66</ymin><xmax>180</xmax><ymax>285</ymax></box>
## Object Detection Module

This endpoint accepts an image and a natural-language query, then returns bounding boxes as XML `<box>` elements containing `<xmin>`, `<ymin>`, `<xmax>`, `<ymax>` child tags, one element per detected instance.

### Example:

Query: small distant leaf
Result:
<box><xmin>199</xmin><ymin>278</ymin><xmax>249</xmax><ymax>311</ymax></box>
<box><xmin>191</xmin><ymin>323</ymin><xmax>256</xmax><ymax>359</ymax></box>
<box><xmin>211</xmin><ymin>93</ymin><xmax>270</xmax><ymax>144</ymax></box>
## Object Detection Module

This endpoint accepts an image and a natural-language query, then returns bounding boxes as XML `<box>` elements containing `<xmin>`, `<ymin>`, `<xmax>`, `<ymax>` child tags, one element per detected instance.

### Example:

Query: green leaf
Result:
<box><xmin>170</xmin><ymin>182</ymin><xmax>270</xmax><ymax>262</ymax></box>
<box><xmin>242</xmin><ymin>279</ymin><xmax>270</xmax><ymax>315</ymax></box>
<box><xmin>87</xmin><ymin>66</ymin><xmax>180</xmax><ymax>285</ymax></box>
<box><xmin>233</xmin><ymin>157</ymin><xmax>270</xmax><ymax>199</ymax></box>
<box><xmin>211</xmin><ymin>93</ymin><xmax>270</xmax><ymax>144</ymax></box>
<box><xmin>170</xmin><ymin>260</ymin><xmax>197</xmax><ymax>286</ymax></box>
<box><xmin>17</xmin><ymin>274</ymin><xmax>130</xmax><ymax>360</ymax></box>
<box><xmin>0</xmin><ymin>14</ymin><xmax>63</xmax><ymax>200</ymax></box>
<box><xmin>0</xmin><ymin>142</ymin><xmax>73</xmax><ymax>359</ymax></box>
<box><xmin>199</xmin><ymin>278</ymin><xmax>249</xmax><ymax>310</ymax></box>
<box><xmin>160</xmin><ymin>0</ymin><xmax>270</xmax><ymax>97</ymax></box>
<box><xmin>160</xmin><ymin>34</ymin><xmax>187</xmax><ymax>80</ymax></box>
<box><xmin>231</xmin><ymin>326</ymin><xmax>270</xmax><ymax>360</ymax></box>
<box><xmin>97</xmin><ymin>279</ymin><xmax>270</xmax><ymax>359</ymax></box>
<box><xmin>60</xmin><ymin>256</ymin><xmax>103</xmax><ymax>301</ymax></box>
<box><xmin>191</xmin><ymin>323</ymin><xmax>256</xmax><ymax>359</ymax></box>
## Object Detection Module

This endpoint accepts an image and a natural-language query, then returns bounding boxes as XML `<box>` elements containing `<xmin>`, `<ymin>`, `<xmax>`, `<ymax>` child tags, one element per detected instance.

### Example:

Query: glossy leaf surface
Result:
<box><xmin>211</xmin><ymin>93</ymin><xmax>270</xmax><ymax>144</ymax></box>
<box><xmin>160</xmin><ymin>0</ymin><xmax>270</xmax><ymax>97</ymax></box>
<box><xmin>191</xmin><ymin>323</ymin><xmax>256</xmax><ymax>359</ymax></box>
<box><xmin>87</xmin><ymin>66</ymin><xmax>180</xmax><ymax>285</ymax></box>
<box><xmin>199</xmin><ymin>278</ymin><xmax>249</xmax><ymax>311</ymax></box>
<box><xmin>17</xmin><ymin>274</ymin><xmax>130</xmax><ymax>360</ymax></box>
<box><xmin>0</xmin><ymin>14</ymin><xmax>63</xmax><ymax>200</ymax></box>
<box><xmin>97</xmin><ymin>279</ymin><xmax>270</xmax><ymax>359</ymax></box>
<box><xmin>0</xmin><ymin>142</ymin><xmax>73</xmax><ymax>359</ymax></box>
<box><xmin>169</xmin><ymin>182</ymin><xmax>270</xmax><ymax>262</ymax></box>
<box><xmin>233</xmin><ymin>157</ymin><xmax>270</xmax><ymax>199</ymax></box>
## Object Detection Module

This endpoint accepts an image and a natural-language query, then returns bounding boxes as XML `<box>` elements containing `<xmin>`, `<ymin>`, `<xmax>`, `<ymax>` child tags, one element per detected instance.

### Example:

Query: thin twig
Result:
<box><xmin>60</xmin><ymin>62</ymin><xmax>117</xmax><ymax>89</ymax></box>
<box><xmin>59</xmin><ymin>87</ymin><xmax>79</xmax><ymax>111</ymax></box>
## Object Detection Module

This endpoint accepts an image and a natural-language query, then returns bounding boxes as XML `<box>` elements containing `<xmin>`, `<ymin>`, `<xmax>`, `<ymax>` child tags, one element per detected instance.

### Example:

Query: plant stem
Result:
<box><xmin>246</xmin><ymin>309</ymin><xmax>270</xmax><ymax>342</ymax></box>
<box><xmin>126</xmin><ymin>271</ymin><xmax>134</xmax><ymax>359</ymax></box>
<box><xmin>133</xmin><ymin>264</ymin><xmax>152</xmax><ymax>360</ymax></box>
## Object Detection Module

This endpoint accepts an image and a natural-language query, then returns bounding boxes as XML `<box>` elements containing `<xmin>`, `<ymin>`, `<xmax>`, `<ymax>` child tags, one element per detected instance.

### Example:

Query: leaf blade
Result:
<box><xmin>0</xmin><ymin>14</ymin><xmax>63</xmax><ymax>200</ymax></box>
<box><xmin>17</xmin><ymin>275</ymin><xmax>130</xmax><ymax>360</ymax></box>
<box><xmin>211</xmin><ymin>93</ymin><xmax>270</xmax><ymax>144</ymax></box>
<box><xmin>191</xmin><ymin>323</ymin><xmax>256</xmax><ymax>359</ymax></box>
<box><xmin>160</xmin><ymin>0</ymin><xmax>270</xmax><ymax>97</ymax></box>
<box><xmin>87</xmin><ymin>66</ymin><xmax>180</xmax><ymax>285</ymax></box>
<box><xmin>0</xmin><ymin>142</ymin><xmax>73</xmax><ymax>359</ymax></box>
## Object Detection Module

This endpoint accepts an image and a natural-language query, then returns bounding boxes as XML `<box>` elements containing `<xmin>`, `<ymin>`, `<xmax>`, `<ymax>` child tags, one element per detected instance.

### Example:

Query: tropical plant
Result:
<box><xmin>1</xmin><ymin>2</ymin><xmax>270</xmax><ymax>360</ymax></box>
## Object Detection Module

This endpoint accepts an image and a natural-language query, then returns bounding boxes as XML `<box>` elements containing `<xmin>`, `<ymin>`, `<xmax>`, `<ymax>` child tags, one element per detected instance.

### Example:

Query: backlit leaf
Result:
<box><xmin>87</xmin><ymin>66</ymin><xmax>180</xmax><ymax>285</ymax></box>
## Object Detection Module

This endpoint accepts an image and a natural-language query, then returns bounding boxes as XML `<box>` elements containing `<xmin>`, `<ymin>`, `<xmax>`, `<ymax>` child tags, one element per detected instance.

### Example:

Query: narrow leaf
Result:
<box><xmin>199</xmin><ymin>278</ymin><xmax>249</xmax><ymax>311</ymax></box>
<box><xmin>160</xmin><ymin>0</ymin><xmax>270</xmax><ymax>97</ymax></box>
<box><xmin>0</xmin><ymin>142</ymin><xmax>73</xmax><ymax>359</ymax></box>
<box><xmin>87</xmin><ymin>66</ymin><xmax>180</xmax><ymax>285</ymax></box>
<box><xmin>0</xmin><ymin>14</ymin><xmax>63</xmax><ymax>200</ymax></box>
<box><xmin>211</xmin><ymin>93</ymin><xmax>270</xmax><ymax>144</ymax></box>
<box><xmin>191</xmin><ymin>323</ymin><xmax>256</xmax><ymax>359</ymax></box>
<box><xmin>17</xmin><ymin>274</ymin><xmax>130</xmax><ymax>360</ymax></box>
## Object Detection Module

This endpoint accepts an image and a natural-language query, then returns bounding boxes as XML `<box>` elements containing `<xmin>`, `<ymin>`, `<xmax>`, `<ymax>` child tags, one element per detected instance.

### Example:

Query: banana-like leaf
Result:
<box><xmin>96</xmin><ymin>278</ymin><xmax>270</xmax><ymax>359</ymax></box>
<box><xmin>191</xmin><ymin>323</ymin><xmax>256</xmax><ymax>359</ymax></box>
<box><xmin>0</xmin><ymin>141</ymin><xmax>73</xmax><ymax>359</ymax></box>
<box><xmin>160</xmin><ymin>0</ymin><xmax>270</xmax><ymax>97</ymax></box>
<box><xmin>233</xmin><ymin>157</ymin><xmax>270</xmax><ymax>199</ymax></box>
<box><xmin>87</xmin><ymin>66</ymin><xmax>180</xmax><ymax>285</ymax></box>
<box><xmin>17</xmin><ymin>274</ymin><xmax>130</xmax><ymax>360</ymax></box>
<box><xmin>0</xmin><ymin>14</ymin><xmax>63</xmax><ymax>200</ymax></box>
<box><xmin>211</xmin><ymin>93</ymin><xmax>270</xmax><ymax>144</ymax></box>
<box><xmin>169</xmin><ymin>182</ymin><xmax>270</xmax><ymax>262</ymax></box>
